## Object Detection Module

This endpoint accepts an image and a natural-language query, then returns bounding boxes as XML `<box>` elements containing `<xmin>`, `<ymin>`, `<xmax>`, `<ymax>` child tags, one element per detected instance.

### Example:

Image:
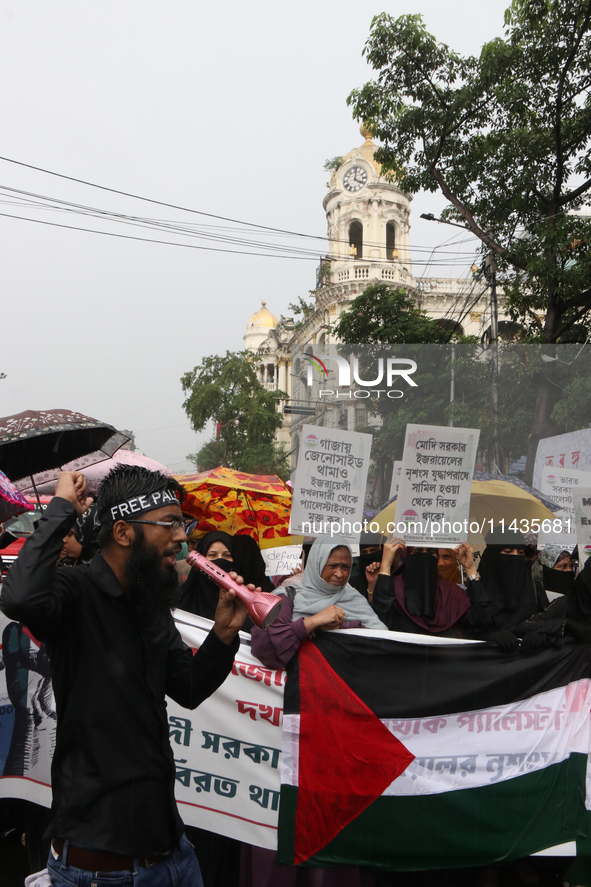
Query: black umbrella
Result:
<box><xmin>0</xmin><ymin>409</ymin><xmax>130</xmax><ymax>492</ymax></box>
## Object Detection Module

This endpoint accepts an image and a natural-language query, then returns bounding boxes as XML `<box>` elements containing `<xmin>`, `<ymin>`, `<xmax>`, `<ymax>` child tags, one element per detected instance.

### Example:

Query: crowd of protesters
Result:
<box><xmin>0</xmin><ymin>466</ymin><xmax>587</xmax><ymax>887</ymax></box>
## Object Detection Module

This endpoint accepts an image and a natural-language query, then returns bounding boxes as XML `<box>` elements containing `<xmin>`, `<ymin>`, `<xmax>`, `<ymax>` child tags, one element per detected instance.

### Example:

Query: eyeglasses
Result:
<box><xmin>126</xmin><ymin>519</ymin><xmax>186</xmax><ymax>533</ymax></box>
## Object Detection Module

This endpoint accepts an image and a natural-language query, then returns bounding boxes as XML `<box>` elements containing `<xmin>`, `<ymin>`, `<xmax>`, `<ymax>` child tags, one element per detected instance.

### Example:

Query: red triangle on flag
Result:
<box><xmin>294</xmin><ymin>640</ymin><xmax>415</xmax><ymax>865</ymax></box>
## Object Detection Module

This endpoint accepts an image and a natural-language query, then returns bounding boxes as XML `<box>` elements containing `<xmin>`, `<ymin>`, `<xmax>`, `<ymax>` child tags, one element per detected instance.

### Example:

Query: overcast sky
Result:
<box><xmin>0</xmin><ymin>0</ymin><xmax>509</xmax><ymax>473</ymax></box>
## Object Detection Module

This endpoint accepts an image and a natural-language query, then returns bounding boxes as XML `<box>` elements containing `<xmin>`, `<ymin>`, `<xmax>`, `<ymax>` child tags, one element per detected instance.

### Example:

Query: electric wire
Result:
<box><xmin>0</xmin><ymin>152</ymin><xmax>485</xmax><ymax>253</ymax></box>
<box><xmin>0</xmin><ymin>207</ymin><xmax>484</xmax><ymax>266</ymax></box>
<box><xmin>0</xmin><ymin>155</ymin><xmax>486</xmax><ymax>258</ymax></box>
<box><xmin>0</xmin><ymin>183</ymin><xmax>482</xmax><ymax>259</ymax></box>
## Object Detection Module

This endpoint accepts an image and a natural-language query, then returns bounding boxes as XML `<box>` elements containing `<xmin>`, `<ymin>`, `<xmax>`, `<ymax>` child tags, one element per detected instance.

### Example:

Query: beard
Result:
<box><xmin>123</xmin><ymin>527</ymin><xmax>181</xmax><ymax>627</ymax></box>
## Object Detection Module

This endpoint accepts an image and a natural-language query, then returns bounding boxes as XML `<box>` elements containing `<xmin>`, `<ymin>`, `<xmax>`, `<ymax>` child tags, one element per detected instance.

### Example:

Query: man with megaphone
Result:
<box><xmin>0</xmin><ymin>466</ymin><xmax>250</xmax><ymax>887</ymax></box>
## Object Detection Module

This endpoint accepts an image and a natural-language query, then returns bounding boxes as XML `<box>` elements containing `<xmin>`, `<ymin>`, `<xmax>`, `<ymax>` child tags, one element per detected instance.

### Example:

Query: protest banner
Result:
<box><xmin>572</xmin><ymin>489</ymin><xmax>591</xmax><ymax>567</ymax></box>
<box><xmin>290</xmin><ymin>424</ymin><xmax>372</xmax><ymax>541</ymax></box>
<box><xmin>1</xmin><ymin>609</ymin><xmax>588</xmax><ymax>862</ymax></box>
<box><xmin>538</xmin><ymin>465</ymin><xmax>591</xmax><ymax>546</ymax></box>
<box><xmin>394</xmin><ymin>424</ymin><xmax>480</xmax><ymax>547</ymax></box>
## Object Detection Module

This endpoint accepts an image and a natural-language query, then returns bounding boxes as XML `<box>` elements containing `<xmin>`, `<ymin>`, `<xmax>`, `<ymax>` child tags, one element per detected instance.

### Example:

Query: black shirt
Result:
<box><xmin>0</xmin><ymin>496</ymin><xmax>238</xmax><ymax>856</ymax></box>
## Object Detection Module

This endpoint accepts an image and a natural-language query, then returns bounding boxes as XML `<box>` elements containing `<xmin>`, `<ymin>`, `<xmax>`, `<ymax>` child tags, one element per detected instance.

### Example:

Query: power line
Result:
<box><xmin>0</xmin><ymin>210</ymin><xmax>324</xmax><ymax>260</ymax></box>
<box><xmin>0</xmin><ymin>154</ymin><xmax>321</xmax><ymax>240</ymax></box>
<box><xmin>0</xmin><ymin>207</ymin><xmax>482</xmax><ymax>267</ymax></box>
<box><xmin>0</xmin><ymin>183</ymin><xmax>482</xmax><ymax>258</ymax></box>
<box><xmin>0</xmin><ymin>156</ymin><xmax>483</xmax><ymax>256</ymax></box>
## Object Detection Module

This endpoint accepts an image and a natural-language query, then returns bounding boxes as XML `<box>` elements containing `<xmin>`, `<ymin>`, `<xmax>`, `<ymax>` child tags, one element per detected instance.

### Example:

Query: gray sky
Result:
<box><xmin>0</xmin><ymin>0</ymin><xmax>509</xmax><ymax>474</ymax></box>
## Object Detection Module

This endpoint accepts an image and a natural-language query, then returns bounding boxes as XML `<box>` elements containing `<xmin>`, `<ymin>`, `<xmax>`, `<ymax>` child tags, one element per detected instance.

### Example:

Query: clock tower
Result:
<box><xmin>323</xmin><ymin>124</ymin><xmax>414</xmax><ymax>294</ymax></box>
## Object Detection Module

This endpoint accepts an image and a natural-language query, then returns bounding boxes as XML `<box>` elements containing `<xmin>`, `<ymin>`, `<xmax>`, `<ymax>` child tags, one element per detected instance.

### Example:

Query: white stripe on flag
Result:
<box><xmin>282</xmin><ymin>679</ymin><xmax>591</xmax><ymax>797</ymax></box>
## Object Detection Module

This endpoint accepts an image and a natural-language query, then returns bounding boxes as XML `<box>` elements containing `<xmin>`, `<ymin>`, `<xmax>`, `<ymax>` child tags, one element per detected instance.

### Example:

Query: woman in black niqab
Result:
<box><xmin>403</xmin><ymin>549</ymin><xmax>439</xmax><ymax>617</ymax></box>
<box><xmin>477</xmin><ymin>530</ymin><xmax>540</xmax><ymax>630</ymax></box>
<box><xmin>517</xmin><ymin>556</ymin><xmax>591</xmax><ymax>648</ymax></box>
<box><xmin>538</xmin><ymin>547</ymin><xmax>575</xmax><ymax>597</ymax></box>
<box><xmin>231</xmin><ymin>534</ymin><xmax>275</xmax><ymax>593</ymax></box>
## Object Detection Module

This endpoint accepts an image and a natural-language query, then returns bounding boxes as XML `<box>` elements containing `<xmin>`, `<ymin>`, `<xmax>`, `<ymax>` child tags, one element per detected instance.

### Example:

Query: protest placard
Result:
<box><xmin>395</xmin><ymin>424</ymin><xmax>480</xmax><ymax>547</ymax></box>
<box><xmin>538</xmin><ymin>465</ymin><xmax>591</xmax><ymax>546</ymax></box>
<box><xmin>261</xmin><ymin>545</ymin><xmax>302</xmax><ymax>576</ymax></box>
<box><xmin>290</xmin><ymin>424</ymin><xmax>372</xmax><ymax>541</ymax></box>
<box><xmin>533</xmin><ymin>429</ymin><xmax>591</xmax><ymax>490</ymax></box>
<box><xmin>0</xmin><ymin>610</ymin><xmax>582</xmax><ymax>859</ymax></box>
<box><xmin>571</xmin><ymin>488</ymin><xmax>591</xmax><ymax>567</ymax></box>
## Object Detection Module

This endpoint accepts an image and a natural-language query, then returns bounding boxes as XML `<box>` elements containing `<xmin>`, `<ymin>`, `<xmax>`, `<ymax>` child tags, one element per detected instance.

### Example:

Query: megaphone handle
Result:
<box><xmin>186</xmin><ymin>551</ymin><xmax>254</xmax><ymax>598</ymax></box>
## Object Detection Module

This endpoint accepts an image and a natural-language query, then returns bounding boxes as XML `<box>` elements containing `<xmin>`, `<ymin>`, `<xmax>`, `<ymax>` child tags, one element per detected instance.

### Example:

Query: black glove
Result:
<box><xmin>484</xmin><ymin>630</ymin><xmax>521</xmax><ymax>654</ymax></box>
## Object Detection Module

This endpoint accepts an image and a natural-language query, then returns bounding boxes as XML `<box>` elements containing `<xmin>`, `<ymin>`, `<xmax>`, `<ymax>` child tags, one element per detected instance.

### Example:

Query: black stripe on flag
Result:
<box><xmin>284</xmin><ymin>634</ymin><xmax>591</xmax><ymax>718</ymax></box>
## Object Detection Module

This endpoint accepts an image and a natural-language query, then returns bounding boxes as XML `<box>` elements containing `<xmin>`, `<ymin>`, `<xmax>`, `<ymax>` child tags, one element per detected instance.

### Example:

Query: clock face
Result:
<box><xmin>343</xmin><ymin>166</ymin><xmax>368</xmax><ymax>192</ymax></box>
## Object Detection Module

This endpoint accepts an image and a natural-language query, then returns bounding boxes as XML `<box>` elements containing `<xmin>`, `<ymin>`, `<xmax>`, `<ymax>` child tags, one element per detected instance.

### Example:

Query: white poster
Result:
<box><xmin>388</xmin><ymin>460</ymin><xmax>402</xmax><ymax>501</ymax></box>
<box><xmin>571</xmin><ymin>489</ymin><xmax>591</xmax><ymax>567</ymax></box>
<box><xmin>261</xmin><ymin>545</ymin><xmax>302</xmax><ymax>576</ymax></box>
<box><xmin>537</xmin><ymin>465</ymin><xmax>591</xmax><ymax>546</ymax></box>
<box><xmin>533</xmin><ymin>429</ymin><xmax>591</xmax><ymax>490</ymax></box>
<box><xmin>395</xmin><ymin>424</ymin><xmax>480</xmax><ymax>548</ymax></box>
<box><xmin>290</xmin><ymin>424</ymin><xmax>373</xmax><ymax>541</ymax></box>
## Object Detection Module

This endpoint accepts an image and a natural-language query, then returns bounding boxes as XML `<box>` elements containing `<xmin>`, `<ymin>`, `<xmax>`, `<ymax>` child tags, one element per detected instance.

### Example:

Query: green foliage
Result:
<box><xmin>189</xmin><ymin>439</ymin><xmax>225</xmax><ymax>472</ymax></box>
<box><xmin>316</xmin><ymin>260</ymin><xmax>332</xmax><ymax>289</ymax></box>
<box><xmin>288</xmin><ymin>294</ymin><xmax>316</xmax><ymax>317</ymax></box>
<box><xmin>288</xmin><ymin>293</ymin><xmax>317</xmax><ymax>332</ymax></box>
<box><xmin>181</xmin><ymin>351</ymin><xmax>288</xmax><ymax>478</ymax></box>
<box><xmin>324</xmin><ymin>156</ymin><xmax>345</xmax><ymax>187</ymax></box>
<box><xmin>348</xmin><ymin>2</ymin><xmax>591</xmax><ymax>344</ymax></box>
<box><xmin>353</xmin><ymin>344</ymin><xmax>591</xmax><ymax>502</ymax></box>
<box><xmin>333</xmin><ymin>284</ymin><xmax>453</xmax><ymax>344</ymax></box>
<box><xmin>324</xmin><ymin>156</ymin><xmax>344</xmax><ymax>173</ymax></box>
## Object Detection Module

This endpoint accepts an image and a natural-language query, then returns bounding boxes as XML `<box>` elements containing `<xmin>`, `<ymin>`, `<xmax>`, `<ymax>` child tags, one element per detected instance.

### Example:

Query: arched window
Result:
<box><xmin>481</xmin><ymin>321</ymin><xmax>523</xmax><ymax>344</ymax></box>
<box><xmin>349</xmin><ymin>221</ymin><xmax>363</xmax><ymax>259</ymax></box>
<box><xmin>386</xmin><ymin>222</ymin><xmax>396</xmax><ymax>260</ymax></box>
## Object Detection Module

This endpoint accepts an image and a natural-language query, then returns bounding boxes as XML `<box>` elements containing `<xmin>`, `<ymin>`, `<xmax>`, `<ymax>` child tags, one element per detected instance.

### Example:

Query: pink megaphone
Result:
<box><xmin>186</xmin><ymin>550</ymin><xmax>283</xmax><ymax>630</ymax></box>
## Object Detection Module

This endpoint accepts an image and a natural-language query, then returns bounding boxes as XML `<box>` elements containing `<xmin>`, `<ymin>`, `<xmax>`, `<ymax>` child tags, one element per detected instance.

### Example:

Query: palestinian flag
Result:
<box><xmin>278</xmin><ymin>634</ymin><xmax>591</xmax><ymax>870</ymax></box>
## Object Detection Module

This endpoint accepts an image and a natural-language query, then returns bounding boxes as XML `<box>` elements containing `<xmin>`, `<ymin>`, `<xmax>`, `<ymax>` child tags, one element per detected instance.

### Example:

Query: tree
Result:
<box><xmin>324</xmin><ymin>156</ymin><xmax>344</xmax><ymax>187</ymax></box>
<box><xmin>348</xmin><ymin>0</ymin><xmax>591</xmax><ymax>481</ymax></box>
<box><xmin>333</xmin><ymin>284</ymin><xmax>456</xmax><ymax>344</ymax></box>
<box><xmin>189</xmin><ymin>438</ymin><xmax>225</xmax><ymax>472</ymax></box>
<box><xmin>288</xmin><ymin>294</ymin><xmax>316</xmax><ymax>332</ymax></box>
<box><xmin>181</xmin><ymin>351</ymin><xmax>289</xmax><ymax>478</ymax></box>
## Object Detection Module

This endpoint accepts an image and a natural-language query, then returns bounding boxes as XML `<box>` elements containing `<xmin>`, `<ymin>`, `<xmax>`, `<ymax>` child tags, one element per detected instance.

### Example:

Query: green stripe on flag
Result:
<box><xmin>279</xmin><ymin>753</ymin><xmax>588</xmax><ymax>870</ymax></box>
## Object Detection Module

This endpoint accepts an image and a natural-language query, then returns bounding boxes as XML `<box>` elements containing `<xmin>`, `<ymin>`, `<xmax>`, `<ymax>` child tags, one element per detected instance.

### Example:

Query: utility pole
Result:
<box><xmin>485</xmin><ymin>248</ymin><xmax>502</xmax><ymax>474</ymax></box>
<box><xmin>449</xmin><ymin>345</ymin><xmax>455</xmax><ymax>427</ymax></box>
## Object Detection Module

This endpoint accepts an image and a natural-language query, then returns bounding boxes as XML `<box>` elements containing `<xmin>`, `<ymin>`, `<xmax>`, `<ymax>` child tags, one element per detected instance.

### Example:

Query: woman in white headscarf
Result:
<box><xmin>251</xmin><ymin>533</ymin><xmax>387</xmax><ymax>669</ymax></box>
